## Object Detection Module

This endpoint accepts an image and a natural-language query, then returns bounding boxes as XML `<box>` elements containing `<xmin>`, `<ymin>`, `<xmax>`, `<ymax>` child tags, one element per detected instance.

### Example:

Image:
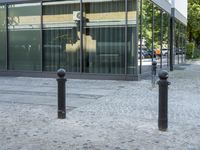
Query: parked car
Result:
<box><xmin>138</xmin><ymin>48</ymin><xmax>156</xmax><ymax>59</ymax></box>
<box><xmin>162</xmin><ymin>48</ymin><xmax>168</xmax><ymax>56</ymax></box>
<box><xmin>142</xmin><ymin>48</ymin><xmax>155</xmax><ymax>58</ymax></box>
<box><xmin>175</xmin><ymin>48</ymin><xmax>184</xmax><ymax>55</ymax></box>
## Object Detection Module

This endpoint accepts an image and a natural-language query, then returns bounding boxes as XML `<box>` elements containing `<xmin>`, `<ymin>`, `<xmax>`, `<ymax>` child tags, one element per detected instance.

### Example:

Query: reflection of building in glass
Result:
<box><xmin>0</xmin><ymin>0</ymin><xmax>187</xmax><ymax>80</ymax></box>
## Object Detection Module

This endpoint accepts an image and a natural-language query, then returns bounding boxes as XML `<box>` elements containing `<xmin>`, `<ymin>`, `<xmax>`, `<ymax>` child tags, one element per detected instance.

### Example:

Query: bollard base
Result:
<box><xmin>58</xmin><ymin>111</ymin><xmax>66</xmax><ymax>119</ymax></box>
<box><xmin>159</xmin><ymin>128</ymin><xmax>168</xmax><ymax>132</ymax></box>
<box><xmin>158</xmin><ymin>119</ymin><xmax>168</xmax><ymax>131</ymax></box>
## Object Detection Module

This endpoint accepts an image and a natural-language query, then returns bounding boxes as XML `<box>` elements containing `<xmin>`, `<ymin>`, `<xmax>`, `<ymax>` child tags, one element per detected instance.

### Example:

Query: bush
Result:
<box><xmin>193</xmin><ymin>48</ymin><xmax>200</xmax><ymax>58</ymax></box>
<box><xmin>186</xmin><ymin>42</ymin><xmax>195</xmax><ymax>59</ymax></box>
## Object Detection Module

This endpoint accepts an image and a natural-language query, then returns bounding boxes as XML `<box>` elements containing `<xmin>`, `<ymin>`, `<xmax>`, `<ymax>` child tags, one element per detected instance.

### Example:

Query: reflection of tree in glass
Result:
<box><xmin>141</xmin><ymin>0</ymin><xmax>152</xmax><ymax>49</ymax></box>
<box><xmin>175</xmin><ymin>20</ymin><xmax>179</xmax><ymax>51</ymax></box>
<box><xmin>188</xmin><ymin>0</ymin><xmax>200</xmax><ymax>46</ymax></box>
<box><xmin>154</xmin><ymin>6</ymin><xmax>161</xmax><ymax>49</ymax></box>
<box><xmin>141</xmin><ymin>1</ymin><xmax>170</xmax><ymax>50</ymax></box>
<box><xmin>0</xmin><ymin>6</ymin><xmax>6</xmax><ymax>29</ymax></box>
<box><xmin>162</xmin><ymin>13</ymin><xmax>170</xmax><ymax>48</ymax></box>
<box><xmin>8</xmin><ymin>16</ymin><xmax>20</xmax><ymax>27</ymax></box>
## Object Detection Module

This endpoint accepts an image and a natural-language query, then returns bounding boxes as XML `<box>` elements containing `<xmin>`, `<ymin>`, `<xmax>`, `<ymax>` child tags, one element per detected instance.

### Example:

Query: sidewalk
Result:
<box><xmin>0</xmin><ymin>61</ymin><xmax>200</xmax><ymax>150</ymax></box>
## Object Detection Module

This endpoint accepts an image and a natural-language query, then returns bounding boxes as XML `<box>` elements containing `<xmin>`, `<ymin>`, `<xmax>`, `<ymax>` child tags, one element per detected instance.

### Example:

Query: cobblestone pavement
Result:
<box><xmin>0</xmin><ymin>61</ymin><xmax>200</xmax><ymax>150</ymax></box>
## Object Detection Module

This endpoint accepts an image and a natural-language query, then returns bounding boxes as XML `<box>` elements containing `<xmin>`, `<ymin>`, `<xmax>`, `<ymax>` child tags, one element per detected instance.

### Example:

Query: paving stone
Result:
<box><xmin>0</xmin><ymin>60</ymin><xmax>200</xmax><ymax>149</ymax></box>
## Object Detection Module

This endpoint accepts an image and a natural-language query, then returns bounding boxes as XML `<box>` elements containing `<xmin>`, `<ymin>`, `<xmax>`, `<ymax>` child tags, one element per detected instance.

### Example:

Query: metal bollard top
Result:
<box><xmin>158</xmin><ymin>70</ymin><xmax>168</xmax><ymax>79</ymax></box>
<box><xmin>57</xmin><ymin>68</ymin><xmax>66</xmax><ymax>78</ymax></box>
<box><xmin>152</xmin><ymin>60</ymin><xmax>157</xmax><ymax>66</ymax></box>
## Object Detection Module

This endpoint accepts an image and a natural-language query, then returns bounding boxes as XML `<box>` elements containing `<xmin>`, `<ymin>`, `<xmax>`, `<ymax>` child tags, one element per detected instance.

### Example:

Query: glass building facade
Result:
<box><xmin>138</xmin><ymin>0</ymin><xmax>187</xmax><ymax>76</ymax></box>
<box><xmin>0</xmin><ymin>0</ymin><xmax>187</xmax><ymax>80</ymax></box>
<box><xmin>0</xmin><ymin>5</ymin><xmax>7</xmax><ymax>70</ymax></box>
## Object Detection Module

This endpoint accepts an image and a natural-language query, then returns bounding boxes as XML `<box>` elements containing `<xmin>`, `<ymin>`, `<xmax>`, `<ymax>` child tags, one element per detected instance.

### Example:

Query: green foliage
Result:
<box><xmin>193</xmin><ymin>48</ymin><xmax>200</xmax><ymax>58</ymax></box>
<box><xmin>141</xmin><ymin>0</ymin><xmax>153</xmax><ymax>49</ymax></box>
<box><xmin>188</xmin><ymin>0</ymin><xmax>200</xmax><ymax>45</ymax></box>
<box><xmin>187</xmin><ymin>0</ymin><xmax>200</xmax><ymax>58</ymax></box>
<box><xmin>186</xmin><ymin>42</ymin><xmax>195</xmax><ymax>59</ymax></box>
<box><xmin>140</xmin><ymin>0</ymin><xmax>169</xmax><ymax>50</ymax></box>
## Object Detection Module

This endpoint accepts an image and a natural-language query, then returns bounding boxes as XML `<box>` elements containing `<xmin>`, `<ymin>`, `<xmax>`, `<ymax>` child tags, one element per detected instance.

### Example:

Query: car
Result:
<box><xmin>162</xmin><ymin>49</ymin><xmax>168</xmax><ymax>56</ymax></box>
<box><xmin>142</xmin><ymin>48</ymin><xmax>155</xmax><ymax>58</ymax></box>
<box><xmin>138</xmin><ymin>47</ymin><xmax>156</xmax><ymax>59</ymax></box>
<box><xmin>175</xmin><ymin>48</ymin><xmax>184</xmax><ymax>55</ymax></box>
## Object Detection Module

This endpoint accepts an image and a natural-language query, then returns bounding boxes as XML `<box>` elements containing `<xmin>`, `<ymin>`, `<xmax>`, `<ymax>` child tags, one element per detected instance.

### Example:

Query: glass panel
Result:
<box><xmin>162</xmin><ymin>12</ymin><xmax>170</xmax><ymax>67</ymax></box>
<box><xmin>127</xmin><ymin>0</ymin><xmax>137</xmax><ymax>74</ymax></box>
<box><xmin>154</xmin><ymin>6</ymin><xmax>161</xmax><ymax>67</ymax></box>
<box><xmin>0</xmin><ymin>5</ymin><xmax>6</xmax><ymax>70</ymax></box>
<box><xmin>183</xmin><ymin>25</ymin><xmax>187</xmax><ymax>62</ymax></box>
<box><xmin>83</xmin><ymin>0</ymin><xmax>126</xmax><ymax>74</ymax></box>
<box><xmin>180</xmin><ymin>24</ymin><xmax>185</xmax><ymax>63</ymax></box>
<box><xmin>138</xmin><ymin>0</ymin><xmax>141</xmax><ymax>74</ymax></box>
<box><xmin>174</xmin><ymin>20</ymin><xmax>179</xmax><ymax>65</ymax></box>
<box><xmin>177</xmin><ymin>22</ymin><xmax>181</xmax><ymax>64</ymax></box>
<box><xmin>179</xmin><ymin>24</ymin><xmax>183</xmax><ymax>63</ymax></box>
<box><xmin>141</xmin><ymin>0</ymin><xmax>153</xmax><ymax>75</ymax></box>
<box><xmin>42</xmin><ymin>0</ymin><xmax>80</xmax><ymax>72</ymax></box>
<box><xmin>8</xmin><ymin>3</ymin><xmax>42</xmax><ymax>71</ymax></box>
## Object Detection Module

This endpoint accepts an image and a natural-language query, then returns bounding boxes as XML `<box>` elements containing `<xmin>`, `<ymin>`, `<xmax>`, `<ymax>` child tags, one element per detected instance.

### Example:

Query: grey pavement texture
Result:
<box><xmin>0</xmin><ymin>61</ymin><xmax>200</xmax><ymax>150</ymax></box>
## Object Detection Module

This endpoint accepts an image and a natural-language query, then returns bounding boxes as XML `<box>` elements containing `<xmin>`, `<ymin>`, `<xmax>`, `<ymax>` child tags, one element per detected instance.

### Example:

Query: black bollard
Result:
<box><xmin>157</xmin><ymin>70</ymin><xmax>170</xmax><ymax>131</ymax></box>
<box><xmin>57</xmin><ymin>68</ymin><xmax>67</xmax><ymax>119</ymax></box>
<box><xmin>152</xmin><ymin>61</ymin><xmax>157</xmax><ymax>87</ymax></box>
<box><xmin>152</xmin><ymin>61</ymin><xmax>157</xmax><ymax>76</ymax></box>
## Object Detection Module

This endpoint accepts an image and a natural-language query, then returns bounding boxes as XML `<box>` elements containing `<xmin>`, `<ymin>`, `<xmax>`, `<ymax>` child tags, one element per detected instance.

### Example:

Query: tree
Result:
<box><xmin>188</xmin><ymin>0</ymin><xmax>200</xmax><ymax>46</ymax></box>
<box><xmin>141</xmin><ymin>0</ymin><xmax>153</xmax><ymax>49</ymax></box>
<box><xmin>140</xmin><ymin>0</ymin><xmax>169</xmax><ymax>50</ymax></box>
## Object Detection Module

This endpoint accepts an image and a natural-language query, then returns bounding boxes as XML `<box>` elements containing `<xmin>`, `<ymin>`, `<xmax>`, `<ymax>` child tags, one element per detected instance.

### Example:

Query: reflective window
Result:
<box><xmin>180</xmin><ymin>24</ymin><xmax>185</xmax><ymax>63</ymax></box>
<box><xmin>82</xmin><ymin>0</ymin><xmax>126</xmax><ymax>74</ymax></box>
<box><xmin>174</xmin><ymin>20</ymin><xmax>180</xmax><ymax>64</ymax></box>
<box><xmin>140</xmin><ymin>0</ymin><xmax>153</xmax><ymax>74</ymax></box>
<box><xmin>139</xmin><ymin>0</ymin><xmax>173</xmax><ymax>75</ymax></box>
<box><xmin>138</xmin><ymin>0</ymin><xmax>141</xmax><ymax>73</ymax></box>
<box><xmin>1</xmin><ymin>0</ymin><xmax>187</xmax><ymax>77</ymax></box>
<box><xmin>127</xmin><ymin>0</ymin><xmax>137</xmax><ymax>74</ymax></box>
<box><xmin>42</xmin><ymin>0</ymin><xmax>80</xmax><ymax>72</ymax></box>
<box><xmin>162</xmin><ymin>12</ymin><xmax>170</xmax><ymax>67</ymax></box>
<box><xmin>182</xmin><ymin>25</ymin><xmax>186</xmax><ymax>61</ymax></box>
<box><xmin>0</xmin><ymin>5</ymin><xmax>6</xmax><ymax>70</ymax></box>
<box><xmin>154</xmin><ymin>6</ymin><xmax>161</xmax><ymax>67</ymax></box>
<box><xmin>8</xmin><ymin>3</ymin><xmax>42</xmax><ymax>71</ymax></box>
